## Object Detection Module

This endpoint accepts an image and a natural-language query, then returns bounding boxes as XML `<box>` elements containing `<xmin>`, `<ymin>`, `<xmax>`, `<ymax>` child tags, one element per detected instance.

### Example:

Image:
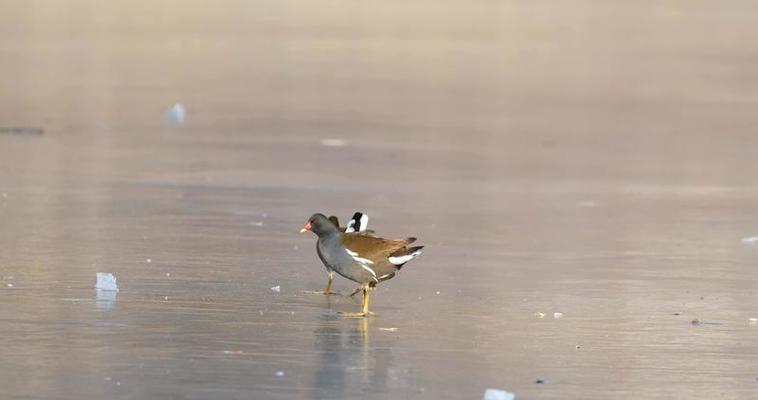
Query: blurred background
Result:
<box><xmin>1</xmin><ymin>1</ymin><xmax>757</xmax><ymax>399</ymax></box>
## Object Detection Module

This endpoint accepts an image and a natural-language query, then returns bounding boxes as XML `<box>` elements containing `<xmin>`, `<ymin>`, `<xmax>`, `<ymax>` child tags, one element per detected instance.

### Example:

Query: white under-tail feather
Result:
<box><xmin>388</xmin><ymin>249</ymin><xmax>423</xmax><ymax>265</ymax></box>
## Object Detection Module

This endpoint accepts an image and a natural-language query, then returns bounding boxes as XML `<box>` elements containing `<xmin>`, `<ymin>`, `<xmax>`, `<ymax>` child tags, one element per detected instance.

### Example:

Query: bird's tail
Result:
<box><xmin>388</xmin><ymin>246</ymin><xmax>424</xmax><ymax>268</ymax></box>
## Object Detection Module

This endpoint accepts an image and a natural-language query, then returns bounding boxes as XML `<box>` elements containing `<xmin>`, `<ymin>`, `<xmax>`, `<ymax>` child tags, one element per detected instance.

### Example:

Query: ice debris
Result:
<box><xmin>553</xmin><ymin>312</ymin><xmax>564</xmax><ymax>319</ymax></box>
<box><xmin>166</xmin><ymin>103</ymin><xmax>186</xmax><ymax>125</ymax></box>
<box><xmin>271</xmin><ymin>286</ymin><xmax>281</xmax><ymax>293</ymax></box>
<box><xmin>482</xmin><ymin>388</ymin><xmax>515</xmax><ymax>400</ymax></box>
<box><xmin>748</xmin><ymin>318</ymin><xmax>758</xmax><ymax>326</ymax></box>
<box><xmin>320</xmin><ymin>138</ymin><xmax>346</xmax><ymax>147</ymax></box>
<box><xmin>741</xmin><ymin>236</ymin><xmax>758</xmax><ymax>245</ymax></box>
<box><xmin>95</xmin><ymin>273</ymin><xmax>119</xmax><ymax>292</ymax></box>
<box><xmin>275</xmin><ymin>371</ymin><xmax>285</xmax><ymax>377</ymax></box>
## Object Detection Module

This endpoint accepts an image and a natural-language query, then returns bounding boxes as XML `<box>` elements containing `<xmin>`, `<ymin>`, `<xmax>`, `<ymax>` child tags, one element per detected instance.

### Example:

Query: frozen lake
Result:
<box><xmin>1</xmin><ymin>1</ymin><xmax>758</xmax><ymax>399</ymax></box>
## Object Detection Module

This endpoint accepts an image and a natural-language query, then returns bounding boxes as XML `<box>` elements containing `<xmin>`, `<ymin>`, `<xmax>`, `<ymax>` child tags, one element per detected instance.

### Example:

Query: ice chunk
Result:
<box><xmin>320</xmin><ymin>138</ymin><xmax>346</xmax><ymax>147</ymax></box>
<box><xmin>271</xmin><ymin>285</ymin><xmax>281</xmax><ymax>293</ymax></box>
<box><xmin>553</xmin><ymin>312</ymin><xmax>564</xmax><ymax>319</ymax></box>
<box><xmin>741</xmin><ymin>236</ymin><xmax>758</xmax><ymax>245</ymax></box>
<box><xmin>748</xmin><ymin>318</ymin><xmax>758</xmax><ymax>326</ymax></box>
<box><xmin>482</xmin><ymin>388</ymin><xmax>515</xmax><ymax>400</ymax></box>
<box><xmin>275</xmin><ymin>371</ymin><xmax>285</xmax><ymax>377</ymax></box>
<box><xmin>95</xmin><ymin>273</ymin><xmax>119</xmax><ymax>292</ymax></box>
<box><xmin>166</xmin><ymin>103</ymin><xmax>186</xmax><ymax>125</ymax></box>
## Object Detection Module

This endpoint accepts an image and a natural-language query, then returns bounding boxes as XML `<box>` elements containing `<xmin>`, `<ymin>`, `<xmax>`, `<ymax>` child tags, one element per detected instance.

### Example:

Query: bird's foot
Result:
<box><xmin>304</xmin><ymin>290</ymin><xmax>339</xmax><ymax>295</ymax></box>
<box><xmin>338</xmin><ymin>311</ymin><xmax>376</xmax><ymax>318</ymax></box>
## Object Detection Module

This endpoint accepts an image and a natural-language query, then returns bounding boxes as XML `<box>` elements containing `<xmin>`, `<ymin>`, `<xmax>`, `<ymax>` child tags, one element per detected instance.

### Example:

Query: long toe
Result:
<box><xmin>304</xmin><ymin>290</ymin><xmax>338</xmax><ymax>295</ymax></box>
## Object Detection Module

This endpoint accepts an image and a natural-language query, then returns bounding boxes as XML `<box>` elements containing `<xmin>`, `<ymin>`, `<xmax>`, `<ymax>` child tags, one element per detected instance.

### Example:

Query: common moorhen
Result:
<box><xmin>300</xmin><ymin>213</ymin><xmax>423</xmax><ymax>317</ymax></box>
<box><xmin>306</xmin><ymin>212</ymin><xmax>373</xmax><ymax>295</ymax></box>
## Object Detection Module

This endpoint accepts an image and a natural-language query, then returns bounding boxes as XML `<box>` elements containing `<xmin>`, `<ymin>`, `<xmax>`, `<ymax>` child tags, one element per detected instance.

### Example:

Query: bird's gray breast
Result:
<box><xmin>317</xmin><ymin>235</ymin><xmax>368</xmax><ymax>283</ymax></box>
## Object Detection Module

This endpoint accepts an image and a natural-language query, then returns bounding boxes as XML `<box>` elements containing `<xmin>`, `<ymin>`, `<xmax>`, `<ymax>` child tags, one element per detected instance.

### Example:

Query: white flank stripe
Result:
<box><xmin>388</xmin><ymin>250</ymin><xmax>422</xmax><ymax>265</ymax></box>
<box><xmin>359</xmin><ymin>264</ymin><xmax>378</xmax><ymax>281</ymax></box>
<box><xmin>345</xmin><ymin>248</ymin><xmax>375</xmax><ymax>265</ymax></box>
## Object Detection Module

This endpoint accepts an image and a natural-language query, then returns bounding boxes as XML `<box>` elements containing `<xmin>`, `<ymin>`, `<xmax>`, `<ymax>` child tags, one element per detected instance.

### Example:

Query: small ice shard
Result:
<box><xmin>553</xmin><ymin>312</ymin><xmax>564</xmax><ymax>319</ymax></box>
<box><xmin>275</xmin><ymin>371</ymin><xmax>285</xmax><ymax>377</ymax></box>
<box><xmin>482</xmin><ymin>388</ymin><xmax>515</xmax><ymax>400</ymax></box>
<box><xmin>271</xmin><ymin>285</ymin><xmax>281</xmax><ymax>293</ymax></box>
<box><xmin>320</xmin><ymin>138</ymin><xmax>346</xmax><ymax>147</ymax></box>
<box><xmin>166</xmin><ymin>103</ymin><xmax>186</xmax><ymax>125</ymax></box>
<box><xmin>6</xmin><ymin>283</ymin><xmax>14</xmax><ymax>288</ymax></box>
<box><xmin>748</xmin><ymin>318</ymin><xmax>758</xmax><ymax>326</ymax></box>
<box><xmin>252</xmin><ymin>221</ymin><xmax>264</xmax><ymax>226</ymax></box>
<box><xmin>95</xmin><ymin>273</ymin><xmax>119</xmax><ymax>292</ymax></box>
<box><xmin>435</xmin><ymin>291</ymin><xmax>441</xmax><ymax>295</ymax></box>
<box><xmin>146</xmin><ymin>258</ymin><xmax>152</xmax><ymax>263</ymax></box>
<box><xmin>741</xmin><ymin>236</ymin><xmax>758</xmax><ymax>245</ymax></box>
<box><xmin>379</xmin><ymin>327</ymin><xmax>398</xmax><ymax>332</ymax></box>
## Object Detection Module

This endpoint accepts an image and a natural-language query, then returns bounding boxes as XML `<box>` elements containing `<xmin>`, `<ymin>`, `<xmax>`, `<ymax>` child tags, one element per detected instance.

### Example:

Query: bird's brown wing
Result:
<box><xmin>339</xmin><ymin>233</ymin><xmax>414</xmax><ymax>263</ymax></box>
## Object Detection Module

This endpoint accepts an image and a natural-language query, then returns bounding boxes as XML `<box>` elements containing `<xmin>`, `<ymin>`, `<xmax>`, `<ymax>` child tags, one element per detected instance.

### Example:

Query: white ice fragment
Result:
<box><xmin>271</xmin><ymin>285</ymin><xmax>281</xmax><ymax>293</ymax></box>
<box><xmin>741</xmin><ymin>236</ymin><xmax>758</xmax><ymax>245</ymax></box>
<box><xmin>275</xmin><ymin>371</ymin><xmax>285</xmax><ymax>377</ymax></box>
<box><xmin>553</xmin><ymin>312</ymin><xmax>564</xmax><ymax>319</ymax></box>
<box><xmin>252</xmin><ymin>221</ymin><xmax>264</xmax><ymax>226</ymax></box>
<box><xmin>7</xmin><ymin>283</ymin><xmax>14</xmax><ymax>288</ymax></box>
<box><xmin>379</xmin><ymin>327</ymin><xmax>398</xmax><ymax>332</ymax></box>
<box><xmin>166</xmin><ymin>103</ymin><xmax>186</xmax><ymax>125</ymax></box>
<box><xmin>146</xmin><ymin>258</ymin><xmax>152</xmax><ymax>263</ymax></box>
<box><xmin>320</xmin><ymin>138</ymin><xmax>346</xmax><ymax>147</ymax></box>
<box><xmin>435</xmin><ymin>291</ymin><xmax>441</xmax><ymax>295</ymax></box>
<box><xmin>483</xmin><ymin>388</ymin><xmax>515</xmax><ymax>400</ymax></box>
<box><xmin>165</xmin><ymin>273</ymin><xmax>171</xmax><ymax>277</ymax></box>
<box><xmin>748</xmin><ymin>318</ymin><xmax>758</xmax><ymax>326</ymax></box>
<box><xmin>95</xmin><ymin>273</ymin><xmax>119</xmax><ymax>292</ymax></box>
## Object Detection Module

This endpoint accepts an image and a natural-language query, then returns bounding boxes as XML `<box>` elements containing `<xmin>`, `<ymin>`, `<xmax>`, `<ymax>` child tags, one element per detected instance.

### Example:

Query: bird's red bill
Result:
<box><xmin>299</xmin><ymin>221</ymin><xmax>312</xmax><ymax>233</ymax></box>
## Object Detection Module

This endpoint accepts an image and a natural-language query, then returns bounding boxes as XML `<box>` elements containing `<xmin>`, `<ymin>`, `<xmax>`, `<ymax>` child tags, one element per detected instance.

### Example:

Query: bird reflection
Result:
<box><xmin>309</xmin><ymin>311</ymin><xmax>393</xmax><ymax>399</ymax></box>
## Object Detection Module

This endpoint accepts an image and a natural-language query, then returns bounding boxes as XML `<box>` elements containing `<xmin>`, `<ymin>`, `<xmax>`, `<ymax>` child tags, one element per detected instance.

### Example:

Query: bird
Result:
<box><xmin>300</xmin><ymin>213</ymin><xmax>423</xmax><ymax>317</ymax></box>
<box><xmin>305</xmin><ymin>212</ymin><xmax>373</xmax><ymax>295</ymax></box>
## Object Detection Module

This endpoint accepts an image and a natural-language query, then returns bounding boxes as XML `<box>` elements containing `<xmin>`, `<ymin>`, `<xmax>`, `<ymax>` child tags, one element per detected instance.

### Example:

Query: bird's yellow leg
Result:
<box><xmin>339</xmin><ymin>285</ymin><xmax>375</xmax><ymax>317</ymax></box>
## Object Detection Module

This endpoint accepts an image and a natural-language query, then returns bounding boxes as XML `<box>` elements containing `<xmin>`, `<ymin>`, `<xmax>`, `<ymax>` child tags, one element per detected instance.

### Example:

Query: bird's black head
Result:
<box><xmin>300</xmin><ymin>213</ymin><xmax>339</xmax><ymax>237</ymax></box>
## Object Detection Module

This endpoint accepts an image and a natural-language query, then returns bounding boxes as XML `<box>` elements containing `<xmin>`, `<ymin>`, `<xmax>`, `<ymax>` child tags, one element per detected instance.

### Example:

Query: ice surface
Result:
<box><xmin>95</xmin><ymin>273</ymin><xmax>119</xmax><ymax>292</ymax></box>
